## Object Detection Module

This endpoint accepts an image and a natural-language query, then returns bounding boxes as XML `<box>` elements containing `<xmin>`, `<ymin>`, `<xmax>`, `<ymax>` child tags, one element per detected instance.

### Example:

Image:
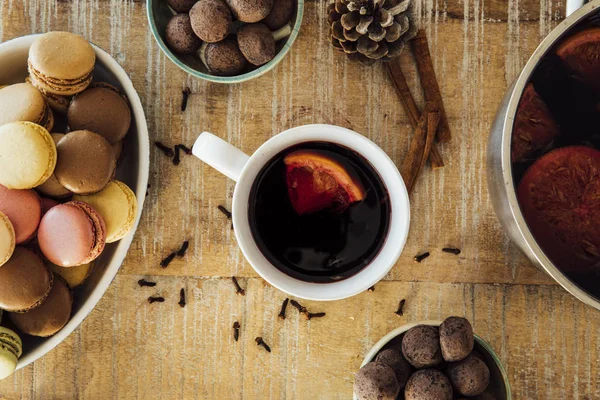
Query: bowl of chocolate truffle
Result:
<box><xmin>147</xmin><ymin>0</ymin><xmax>303</xmax><ymax>83</ymax></box>
<box><xmin>353</xmin><ymin>317</ymin><xmax>511</xmax><ymax>400</ymax></box>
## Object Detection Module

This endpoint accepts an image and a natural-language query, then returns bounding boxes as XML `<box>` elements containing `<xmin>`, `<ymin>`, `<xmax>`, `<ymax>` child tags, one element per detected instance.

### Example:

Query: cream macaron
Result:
<box><xmin>74</xmin><ymin>180</ymin><xmax>137</xmax><ymax>243</ymax></box>
<box><xmin>0</xmin><ymin>122</ymin><xmax>57</xmax><ymax>190</ymax></box>
<box><xmin>0</xmin><ymin>83</ymin><xmax>54</xmax><ymax>131</ymax></box>
<box><xmin>0</xmin><ymin>211</ymin><xmax>15</xmax><ymax>267</ymax></box>
<box><xmin>28</xmin><ymin>32</ymin><xmax>95</xmax><ymax>96</ymax></box>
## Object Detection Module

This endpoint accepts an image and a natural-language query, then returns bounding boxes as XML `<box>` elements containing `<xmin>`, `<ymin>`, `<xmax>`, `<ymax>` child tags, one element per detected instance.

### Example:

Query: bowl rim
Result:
<box><xmin>353</xmin><ymin>320</ymin><xmax>512</xmax><ymax>400</ymax></box>
<box><xmin>0</xmin><ymin>34</ymin><xmax>150</xmax><ymax>370</ymax></box>
<box><xmin>499</xmin><ymin>1</ymin><xmax>600</xmax><ymax>310</ymax></box>
<box><xmin>146</xmin><ymin>0</ymin><xmax>305</xmax><ymax>84</ymax></box>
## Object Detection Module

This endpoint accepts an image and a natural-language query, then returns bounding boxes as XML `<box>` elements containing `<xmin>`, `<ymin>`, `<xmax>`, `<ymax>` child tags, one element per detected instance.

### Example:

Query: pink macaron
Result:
<box><xmin>37</xmin><ymin>201</ymin><xmax>107</xmax><ymax>267</ymax></box>
<box><xmin>0</xmin><ymin>184</ymin><xmax>42</xmax><ymax>244</ymax></box>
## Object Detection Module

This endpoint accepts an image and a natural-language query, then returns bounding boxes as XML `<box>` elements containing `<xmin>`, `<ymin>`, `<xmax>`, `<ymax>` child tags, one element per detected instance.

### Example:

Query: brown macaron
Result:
<box><xmin>10</xmin><ymin>274</ymin><xmax>73</xmax><ymax>337</ymax></box>
<box><xmin>54</xmin><ymin>130</ymin><xmax>116</xmax><ymax>194</ymax></box>
<box><xmin>37</xmin><ymin>201</ymin><xmax>107</xmax><ymax>267</ymax></box>
<box><xmin>67</xmin><ymin>85</ymin><xmax>131</xmax><ymax>144</ymax></box>
<box><xmin>0</xmin><ymin>247</ymin><xmax>53</xmax><ymax>313</ymax></box>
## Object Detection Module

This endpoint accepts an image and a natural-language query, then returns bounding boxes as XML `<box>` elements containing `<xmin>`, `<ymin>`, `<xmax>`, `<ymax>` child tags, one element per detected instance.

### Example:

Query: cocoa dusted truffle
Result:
<box><xmin>189</xmin><ymin>0</ymin><xmax>232</xmax><ymax>43</ymax></box>
<box><xmin>237</xmin><ymin>23</ymin><xmax>292</xmax><ymax>66</ymax></box>
<box><xmin>167</xmin><ymin>0</ymin><xmax>198</xmax><ymax>12</ymax></box>
<box><xmin>439</xmin><ymin>316</ymin><xmax>474</xmax><ymax>362</ymax></box>
<box><xmin>200</xmin><ymin>39</ymin><xmax>247</xmax><ymax>76</ymax></box>
<box><xmin>354</xmin><ymin>362</ymin><xmax>400</xmax><ymax>400</ymax></box>
<box><xmin>225</xmin><ymin>0</ymin><xmax>274</xmax><ymax>23</ymax></box>
<box><xmin>402</xmin><ymin>325</ymin><xmax>443</xmax><ymax>369</ymax></box>
<box><xmin>405</xmin><ymin>369</ymin><xmax>453</xmax><ymax>400</ymax></box>
<box><xmin>165</xmin><ymin>14</ymin><xmax>202</xmax><ymax>55</ymax></box>
<box><xmin>263</xmin><ymin>0</ymin><xmax>294</xmax><ymax>30</ymax></box>
<box><xmin>375</xmin><ymin>349</ymin><xmax>412</xmax><ymax>389</ymax></box>
<box><xmin>447</xmin><ymin>354</ymin><xmax>491</xmax><ymax>396</ymax></box>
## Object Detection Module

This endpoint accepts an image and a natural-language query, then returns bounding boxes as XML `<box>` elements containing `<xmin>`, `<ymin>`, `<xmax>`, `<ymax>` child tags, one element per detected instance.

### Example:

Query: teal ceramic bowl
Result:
<box><xmin>147</xmin><ymin>0</ymin><xmax>304</xmax><ymax>84</ymax></box>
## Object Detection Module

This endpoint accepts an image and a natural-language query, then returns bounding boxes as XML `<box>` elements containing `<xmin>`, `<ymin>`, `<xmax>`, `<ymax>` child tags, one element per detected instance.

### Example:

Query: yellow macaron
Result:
<box><xmin>0</xmin><ymin>122</ymin><xmax>57</xmax><ymax>189</ymax></box>
<box><xmin>0</xmin><ymin>211</ymin><xmax>16</xmax><ymax>267</ymax></box>
<box><xmin>47</xmin><ymin>261</ymin><xmax>94</xmax><ymax>288</ymax></box>
<box><xmin>73</xmin><ymin>180</ymin><xmax>137</xmax><ymax>243</ymax></box>
<box><xmin>28</xmin><ymin>32</ymin><xmax>96</xmax><ymax>96</ymax></box>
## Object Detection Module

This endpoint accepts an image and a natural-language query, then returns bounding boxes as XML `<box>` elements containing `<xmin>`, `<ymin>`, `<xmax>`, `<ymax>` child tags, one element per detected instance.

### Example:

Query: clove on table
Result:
<box><xmin>395</xmin><ymin>299</ymin><xmax>406</xmax><ymax>316</ymax></box>
<box><xmin>233</xmin><ymin>322</ymin><xmax>240</xmax><ymax>341</ymax></box>
<box><xmin>138</xmin><ymin>279</ymin><xmax>156</xmax><ymax>287</ymax></box>
<box><xmin>414</xmin><ymin>252</ymin><xmax>430</xmax><ymax>263</ymax></box>
<box><xmin>178</xmin><ymin>288</ymin><xmax>186</xmax><ymax>308</ymax></box>
<box><xmin>255</xmin><ymin>337</ymin><xmax>271</xmax><ymax>352</ymax></box>
<box><xmin>278</xmin><ymin>298</ymin><xmax>289</xmax><ymax>320</ymax></box>
<box><xmin>231</xmin><ymin>277</ymin><xmax>245</xmax><ymax>296</ymax></box>
<box><xmin>148</xmin><ymin>296</ymin><xmax>165</xmax><ymax>304</ymax></box>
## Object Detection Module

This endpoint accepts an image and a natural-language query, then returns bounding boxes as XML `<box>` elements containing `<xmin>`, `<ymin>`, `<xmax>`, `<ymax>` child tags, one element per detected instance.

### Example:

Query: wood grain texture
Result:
<box><xmin>1</xmin><ymin>0</ymin><xmax>598</xmax><ymax>399</ymax></box>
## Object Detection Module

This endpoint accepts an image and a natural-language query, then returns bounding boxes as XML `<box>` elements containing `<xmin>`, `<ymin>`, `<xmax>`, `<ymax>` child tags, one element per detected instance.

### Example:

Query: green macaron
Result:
<box><xmin>0</xmin><ymin>327</ymin><xmax>22</xmax><ymax>380</ymax></box>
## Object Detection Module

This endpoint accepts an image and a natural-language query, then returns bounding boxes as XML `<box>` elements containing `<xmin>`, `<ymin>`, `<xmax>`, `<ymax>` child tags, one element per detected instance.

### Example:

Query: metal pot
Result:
<box><xmin>487</xmin><ymin>0</ymin><xmax>600</xmax><ymax>310</ymax></box>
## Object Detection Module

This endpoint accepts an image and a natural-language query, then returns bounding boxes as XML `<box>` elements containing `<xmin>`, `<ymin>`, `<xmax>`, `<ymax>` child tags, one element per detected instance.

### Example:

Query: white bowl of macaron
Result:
<box><xmin>0</xmin><ymin>32</ymin><xmax>149</xmax><ymax>377</ymax></box>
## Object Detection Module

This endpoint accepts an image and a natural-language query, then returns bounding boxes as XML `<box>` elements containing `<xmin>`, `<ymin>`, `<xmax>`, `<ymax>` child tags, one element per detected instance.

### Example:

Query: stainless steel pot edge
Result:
<box><xmin>488</xmin><ymin>0</ymin><xmax>600</xmax><ymax>310</ymax></box>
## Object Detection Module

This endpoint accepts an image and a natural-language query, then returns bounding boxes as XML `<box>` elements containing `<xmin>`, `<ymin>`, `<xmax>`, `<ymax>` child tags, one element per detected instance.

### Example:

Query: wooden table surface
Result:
<box><xmin>2</xmin><ymin>0</ymin><xmax>599</xmax><ymax>399</ymax></box>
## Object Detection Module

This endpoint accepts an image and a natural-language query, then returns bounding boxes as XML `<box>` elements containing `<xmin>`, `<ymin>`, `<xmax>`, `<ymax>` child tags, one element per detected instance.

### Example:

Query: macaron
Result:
<box><xmin>40</xmin><ymin>197</ymin><xmax>59</xmax><ymax>216</ymax></box>
<box><xmin>112</xmin><ymin>140</ymin><xmax>124</xmax><ymax>161</ymax></box>
<box><xmin>67</xmin><ymin>85</ymin><xmax>131</xmax><ymax>144</ymax></box>
<box><xmin>35</xmin><ymin>133</ymin><xmax>72</xmax><ymax>198</ymax></box>
<box><xmin>26</xmin><ymin>76</ymin><xmax>70</xmax><ymax>114</ymax></box>
<box><xmin>0</xmin><ymin>246</ymin><xmax>53</xmax><ymax>312</ymax></box>
<box><xmin>54</xmin><ymin>130</ymin><xmax>116</xmax><ymax>194</ymax></box>
<box><xmin>0</xmin><ymin>184</ymin><xmax>42</xmax><ymax>244</ymax></box>
<box><xmin>0</xmin><ymin>327</ymin><xmax>22</xmax><ymax>380</ymax></box>
<box><xmin>74</xmin><ymin>180</ymin><xmax>137</xmax><ymax>243</ymax></box>
<box><xmin>37</xmin><ymin>201</ymin><xmax>106</xmax><ymax>267</ymax></box>
<box><xmin>0</xmin><ymin>122</ymin><xmax>57</xmax><ymax>190</ymax></box>
<box><xmin>28</xmin><ymin>32</ymin><xmax>95</xmax><ymax>96</ymax></box>
<box><xmin>0</xmin><ymin>211</ymin><xmax>15</xmax><ymax>267</ymax></box>
<box><xmin>48</xmin><ymin>261</ymin><xmax>93</xmax><ymax>288</ymax></box>
<box><xmin>10</xmin><ymin>274</ymin><xmax>73</xmax><ymax>337</ymax></box>
<box><xmin>0</xmin><ymin>83</ymin><xmax>54</xmax><ymax>131</ymax></box>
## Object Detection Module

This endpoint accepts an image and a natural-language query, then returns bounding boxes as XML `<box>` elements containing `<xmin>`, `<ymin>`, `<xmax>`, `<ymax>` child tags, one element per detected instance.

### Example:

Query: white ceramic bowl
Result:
<box><xmin>0</xmin><ymin>34</ymin><xmax>149</xmax><ymax>369</ymax></box>
<box><xmin>354</xmin><ymin>321</ymin><xmax>512</xmax><ymax>400</ymax></box>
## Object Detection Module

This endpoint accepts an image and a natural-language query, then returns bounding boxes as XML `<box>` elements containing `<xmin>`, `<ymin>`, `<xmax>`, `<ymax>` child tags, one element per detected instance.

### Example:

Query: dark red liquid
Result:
<box><xmin>248</xmin><ymin>142</ymin><xmax>391</xmax><ymax>283</ymax></box>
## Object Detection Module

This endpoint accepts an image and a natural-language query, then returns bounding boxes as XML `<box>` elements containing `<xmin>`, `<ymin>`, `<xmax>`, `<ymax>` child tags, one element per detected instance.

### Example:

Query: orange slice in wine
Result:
<box><xmin>284</xmin><ymin>150</ymin><xmax>365</xmax><ymax>215</ymax></box>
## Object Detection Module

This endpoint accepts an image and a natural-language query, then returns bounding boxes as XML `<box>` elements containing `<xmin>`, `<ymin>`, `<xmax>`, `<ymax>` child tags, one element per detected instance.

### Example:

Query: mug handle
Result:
<box><xmin>566</xmin><ymin>0</ymin><xmax>585</xmax><ymax>16</ymax></box>
<box><xmin>192</xmin><ymin>132</ymin><xmax>250</xmax><ymax>182</ymax></box>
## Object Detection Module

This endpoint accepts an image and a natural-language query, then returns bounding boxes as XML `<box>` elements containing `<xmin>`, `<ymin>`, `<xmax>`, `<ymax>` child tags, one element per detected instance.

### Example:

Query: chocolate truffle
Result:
<box><xmin>263</xmin><ymin>0</ymin><xmax>294</xmax><ymax>30</ymax></box>
<box><xmin>447</xmin><ymin>354</ymin><xmax>490</xmax><ymax>396</ymax></box>
<box><xmin>167</xmin><ymin>0</ymin><xmax>198</xmax><ymax>12</ymax></box>
<box><xmin>405</xmin><ymin>369</ymin><xmax>453</xmax><ymax>400</ymax></box>
<box><xmin>189</xmin><ymin>0</ymin><xmax>232</xmax><ymax>43</ymax></box>
<box><xmin>237</xmin><ymin>24</ymin><xmax>275</xmax><ymax>66</ymax></box>
<box><xmin>375</xmin><ymin>348</ymin><xmax>412</xmax><ymax>389</ymax></box>
<box><xmin>225</xmin><ymin>0</ymin><xmax>273</xmax><ymax>22</ymax></box>
<box><xmin>165</xmin><ymin>14</ymin><xmax>202</xmax><ymax>55</ymax></box>
<box><xmin>354</xmin><ymin>362</ymin><xmax>400</xmax><ymax>400</ymax></box>
<box><xmin>402</xmin><ymin>325</ymin><xmax>443</xmax><ymax>369</ymax></box>
<box><xmin>200</xmin><ymin>39</ymin><xmax>247</xmax><ymax>76</ymax></box>
<box><xmin>439</xmin><ymin>316</ymin><xmax>474</xmax><ymax>362</ymax></box>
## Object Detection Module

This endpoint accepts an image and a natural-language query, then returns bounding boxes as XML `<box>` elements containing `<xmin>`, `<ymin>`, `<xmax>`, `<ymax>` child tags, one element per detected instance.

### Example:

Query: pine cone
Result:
<box><xmin>328</xmin><ymin>0</ymin><xmax>417</xmax><ymax>63</ymax></box>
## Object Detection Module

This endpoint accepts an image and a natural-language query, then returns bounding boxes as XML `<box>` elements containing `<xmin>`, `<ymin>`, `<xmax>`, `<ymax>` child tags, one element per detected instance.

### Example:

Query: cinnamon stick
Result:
<box><xmin>401</xmin><ymin>102</ymin><xmax>440</xmax><ymax>192</ymax></box>
<box><xmin>410</xmin><ymin>30</ymin><xmax>451</xmax><ymax>143</ymax></box>
<box><xmin>387</xmin><ymin>61</ymin><xmax>444</xmax><ymax>169</ymax></box>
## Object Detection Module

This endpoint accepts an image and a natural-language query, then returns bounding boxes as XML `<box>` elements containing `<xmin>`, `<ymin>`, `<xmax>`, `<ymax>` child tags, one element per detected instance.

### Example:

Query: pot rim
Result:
<box><xmin>500</xmin><ymin>0</ymin><xmax>600</xmax><ymax>310</ymax></box>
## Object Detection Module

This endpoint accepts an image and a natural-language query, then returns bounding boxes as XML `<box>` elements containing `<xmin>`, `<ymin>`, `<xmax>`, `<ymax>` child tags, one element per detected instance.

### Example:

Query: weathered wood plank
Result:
<box><xmin>2</xmin><ymin>278</ymin><xmax>600</xmax><ymax>399</ymax></box>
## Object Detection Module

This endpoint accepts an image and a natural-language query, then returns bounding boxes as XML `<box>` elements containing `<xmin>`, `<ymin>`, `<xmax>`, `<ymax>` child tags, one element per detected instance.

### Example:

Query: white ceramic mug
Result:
<box><xmin>192</xmin><ymin>124</ymin><xmax>410</xmax><ymax>301</ymax></box>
